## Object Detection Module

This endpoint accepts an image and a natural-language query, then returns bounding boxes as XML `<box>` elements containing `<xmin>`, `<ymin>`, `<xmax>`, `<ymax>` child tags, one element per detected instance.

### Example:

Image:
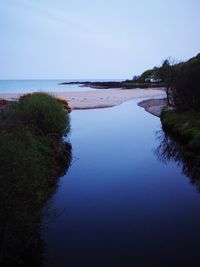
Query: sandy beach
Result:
<box><xmin>138</xmin><ymin>98</ymin><xmax>167</xmax><ymax>117</ymax></box>
<box><xmin>0</xmin><ymin>88</ymin><xmax>165</xmax><ymax>110</ymax></box>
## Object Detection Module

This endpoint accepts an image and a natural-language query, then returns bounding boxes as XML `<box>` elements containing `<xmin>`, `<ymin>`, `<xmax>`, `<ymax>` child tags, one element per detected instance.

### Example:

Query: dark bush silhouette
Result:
<box><xmin>155</xmin><ymin>130</ymin><xmax>200</xmax><ymax>191</ymax></box>
<box><xmin>18</xmin><ymin>92</ymin><xmax>70</xmax><ymax>139</ymax></box>
<box><xmin>170</xmin><ymin>54</ymin><xmax>200</xmax><ymax>111</ymax></box>
<box><xmin>0</xmin><ymin>93</ymin><xmax>72</xmax><ymax>266</ymax></box>
<box><xmin>158</xmin><ymin>53</ymin><xmax>200</xmax><ymax>111</ymax></box>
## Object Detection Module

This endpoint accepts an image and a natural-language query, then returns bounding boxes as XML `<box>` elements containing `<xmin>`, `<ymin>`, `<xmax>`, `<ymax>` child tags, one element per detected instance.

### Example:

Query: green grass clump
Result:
<box><xmin>18</xmin><ymin>92</ymin><xmax>70</xmax><ymax>139</ymax></box>
<box><xmin>161</xmin><ymin>110</ymin><xmax>200</xmax><ymax>152</ymax></box>
<box><xmin>0</xmin><ymin>92</ymin><xmax>71</xmax><ymax>266</ymax></box>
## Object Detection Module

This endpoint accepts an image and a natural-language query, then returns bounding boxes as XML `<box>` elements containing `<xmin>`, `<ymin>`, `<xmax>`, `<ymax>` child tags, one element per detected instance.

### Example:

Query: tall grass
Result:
<box><xmin>18</xmin><ymin>92</ymin><xmax>70</xmax><ymax>138</ymax></box>
<box><xmin>0</xmin><ymin>92</ymin><xmax>72</xmax><ymax>266</ymax></box>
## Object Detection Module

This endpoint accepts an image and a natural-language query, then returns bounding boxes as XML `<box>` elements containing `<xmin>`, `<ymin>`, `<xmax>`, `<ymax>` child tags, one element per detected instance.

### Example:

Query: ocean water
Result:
<box><xmin>0</xmin><ymin>79</ymin><xmax>122</xmax><ymax>93</ymax></box>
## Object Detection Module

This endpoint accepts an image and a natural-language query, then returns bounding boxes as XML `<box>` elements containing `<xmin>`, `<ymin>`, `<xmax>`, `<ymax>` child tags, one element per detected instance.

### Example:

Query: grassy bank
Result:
<box><xmin>0</xmin><ymin>92</ymin><xmax>72</xmax><ymax>266</ymax></box>
<box><xmin>161</xmin><ymin>110</ymin><xmax>200</xmax><ymax>153</ymax></box>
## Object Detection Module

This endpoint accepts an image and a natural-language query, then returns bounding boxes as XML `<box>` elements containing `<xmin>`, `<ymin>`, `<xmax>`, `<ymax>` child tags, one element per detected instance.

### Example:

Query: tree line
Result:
<box><xmin>136</xmin><ymin>53</ymin><xmax>200</xmax><ymax>112</ymax></box>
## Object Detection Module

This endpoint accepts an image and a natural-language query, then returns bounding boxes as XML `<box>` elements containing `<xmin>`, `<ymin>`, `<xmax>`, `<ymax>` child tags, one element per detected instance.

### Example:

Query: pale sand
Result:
<box><xmin>138</xmin><ymin>99</ymin><xmax>167</xmax><ymax>117</ymax></box>
<box><xmin>0</xmin><ymin>88</ymin><xmax>165</xmax><ymax>110</ymax></box>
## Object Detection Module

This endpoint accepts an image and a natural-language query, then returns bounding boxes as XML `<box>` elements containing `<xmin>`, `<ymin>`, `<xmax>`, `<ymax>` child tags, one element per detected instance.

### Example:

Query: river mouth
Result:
<box><xmin>42</xmin><ymin>98</ymin><xmax>200</xmax><ymax>267</ymax></box>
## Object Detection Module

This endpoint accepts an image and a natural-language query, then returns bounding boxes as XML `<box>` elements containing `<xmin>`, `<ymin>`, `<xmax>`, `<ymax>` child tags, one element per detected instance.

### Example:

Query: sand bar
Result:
<box><xmin>138</xmin><ymin>98</ymin><xmax>167</xmax><ymax>117</ymax></box>
<box><xmin>0</xmin><ymin>88</ymin><xmax>165</xmax><ymax>110</ymax></box>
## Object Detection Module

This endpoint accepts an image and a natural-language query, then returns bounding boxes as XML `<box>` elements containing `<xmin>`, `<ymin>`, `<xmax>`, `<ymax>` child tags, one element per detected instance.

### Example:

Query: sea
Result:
<box><xmin>0</xmin><ymin>79</ymin><xmax>123</xmax><ymax>93</ymax></box>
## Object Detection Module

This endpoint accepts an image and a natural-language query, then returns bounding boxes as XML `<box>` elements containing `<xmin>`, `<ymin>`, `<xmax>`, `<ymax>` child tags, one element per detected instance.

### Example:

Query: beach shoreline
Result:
<box><xmin>138</xmin><ymin>98</ymin><xmax>167</xmax><ymax>117</ymax></box>
<box><xmin>0</xmin><ymin>88</ymin><xmax>165</xmax><ymax>110</ymax></box>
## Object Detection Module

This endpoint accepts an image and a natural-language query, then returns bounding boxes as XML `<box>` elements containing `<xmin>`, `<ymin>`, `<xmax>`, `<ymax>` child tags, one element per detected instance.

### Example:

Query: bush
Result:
<box><xmin>0</xmin><ymin>92</ymin><xmax>72</xmax><ymax>266</ymax></box>
<box><xmin>160</xmin><ymin>53</ymin><xmax>200</xmax><ymax>111</ymax></box>
<box><xmin>18</xmin><ymin>92</ymin><xmax>70</xmax><ymax>139</ymax></box>
<box><xmin>161</xmin><ymin>110</ymin><xmax>200</xmax><ymax>152</ymax></box>
<box><xmin>56</xmin><ymin>97</ymin><xmax>72</xmax><ymax>113</ymax></box>
<box><xmin>173</xmin><ymin>55</ymin><xmax>200</xmax><ymax>111</ymax></box>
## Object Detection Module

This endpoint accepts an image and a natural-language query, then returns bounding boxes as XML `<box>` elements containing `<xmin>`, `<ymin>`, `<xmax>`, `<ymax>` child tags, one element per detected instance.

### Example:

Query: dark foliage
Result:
<box><xmin>155</xmin><ymin>130</ymin><xmax>200</xmax><ymax>190</ymax></box>
<box><xmin>170</xmin><ymin>54</ymin><xmax>200</xmax><ymax>111</ymax></box>
<box><xmin>0</xmin><ymin>93</ymin><xmax>72</xmax><ymax>266</ymax></box>
<box><xmin>161</xmin><ymin>110</ymin><xmax>200</xmax><ymax>152</ymax></box>
<box><xmin>18</xmin><ymin>92</ymin><xmax>70</xmax><ymax>139</ymax></box>
<box><xmin>158</xmin><ymin>53</ymin><xmax>200</xmax><ymax>111</ymax></box>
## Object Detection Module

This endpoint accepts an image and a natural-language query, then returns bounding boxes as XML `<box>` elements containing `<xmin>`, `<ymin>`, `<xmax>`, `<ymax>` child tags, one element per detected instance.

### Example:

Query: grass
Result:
<box><xmin>18</xmin><ymin>92</ymin><xmax>70</xmax><ymax>138</ymax></box>
<box><xmin>0</xmin><ymin>92</ymin><xmax>72</xmax><ymax>266</ymax></box>
<box><xmin>161</xmin><ymin>110</ymin><xmax>200</xmax><ymax>152</ymax></box>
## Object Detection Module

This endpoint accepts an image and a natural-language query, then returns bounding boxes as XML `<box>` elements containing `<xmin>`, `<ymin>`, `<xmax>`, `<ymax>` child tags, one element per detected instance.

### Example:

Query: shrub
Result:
<box><xmin>56</xmin><ymin>97</ymin><xmax>72</xmax><ymax>113</ymax></box>
<box><xmin>160</xmin><ymin>53</ymin><xmax>200</xmax><ymax>111</ymax></box>
<box><xmin>0</xmin><ymin>92</ymin><xmax>72</xmax><ymax>266</ymax></box>
<box><xmin>18</xmin><ymin>92</ymin><xmax>70</xmax><ymax>139</ymax></box>
<box><xmin>0</xmin><ymin>98</ymin><xmax>7</xmax><ymax>105</ymax></box>
<box><xmin>161</xmin><ymin>110</ymin><xmax>200</xmax><ymax>152</ymax></box>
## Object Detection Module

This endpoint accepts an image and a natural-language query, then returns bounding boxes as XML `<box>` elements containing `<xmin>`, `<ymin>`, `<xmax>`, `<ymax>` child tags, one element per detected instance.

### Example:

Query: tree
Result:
<box><xmin>158</xmin><ymin>58</ymin><xmax>176</xmax><ymax>105</ymax></box>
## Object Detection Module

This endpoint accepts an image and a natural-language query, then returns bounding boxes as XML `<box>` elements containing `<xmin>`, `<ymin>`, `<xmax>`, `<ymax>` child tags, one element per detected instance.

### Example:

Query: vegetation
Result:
<box><xmin>59</xmin><ymin>79</ymin><xmax>165</xmax><ymax>89</ymax></box>
<box><xmin>0</xmin><ymin>98</ymin><xmax>7</xmax><ymax>105</ymax></box>
<box><xmin>126</xmin><ymin>53</ymin><xmax>200</xmax><ymax>109</ymax></box>
<box><xmin>18</xmin><ymin>92</ymin><xmax>70</xmax><ymax>138</ymax></box>
<box><xmin>61</xmin><ymin>54</ymin><xmax>199</xmax><ymax>97</ymax></box>
<box><xmin>156</xmin><ymin>54</ymin><xmax>200</xmax><ymax>110</ymax></box>
<box><xmin>136</xmin><ymin>67</ymin><xmax>160</xmax><ymax>83</ymax></box>
<box><xmin>161</xmin><ymin>110</ymin><xmax>200</xmax><ymax>152</ymax></box>
<box><xmin>158</xmin><ymin>53</ymin><xmax>200</xmax><ymax>154</ymax></box>
<box><xmin>168</xmin><ymin>54</ymin><xmax>200</xmax><ymax>111</ymax></box>
<box><xmin>56</xmin><ymin>97</ymin><xmax>72</xmax><ymax>113</ymax></box>
<box><xmin>0</xmin><ymin>92</ymin><xmax>72</xmax><ymax>266</ymax></box>
<box><xmin>155</xmin><ymin>130</ymin><xmax>200</xmax><ymax>190</ymax></box>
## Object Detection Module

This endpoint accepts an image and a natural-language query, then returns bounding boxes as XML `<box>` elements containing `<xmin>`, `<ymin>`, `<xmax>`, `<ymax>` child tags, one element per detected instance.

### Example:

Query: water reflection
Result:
<box><xmin>0</xmin><ymin>139</ymin><xmax>72</xmax><ymax>267</ymax></box>
<box><xmin>155</xmin><ymin>130</ymin><xmax>200</xmax><ymax>189</ymax></box>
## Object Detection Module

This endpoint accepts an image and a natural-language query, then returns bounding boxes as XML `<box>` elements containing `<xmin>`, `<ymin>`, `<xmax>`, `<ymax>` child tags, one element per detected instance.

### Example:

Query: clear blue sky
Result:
<box><xmin>1</xmin><ymin>0</ymin><xmax>200</xmax><ymax>79</ymax></box>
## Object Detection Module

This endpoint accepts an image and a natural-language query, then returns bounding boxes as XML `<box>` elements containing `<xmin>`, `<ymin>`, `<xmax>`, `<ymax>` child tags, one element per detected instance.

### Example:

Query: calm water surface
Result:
<box><xmin>0</xmin><ymin>79</ymin><xmax>122</xmax><ymax>93</ymax></box>
<box><xmin>44</xmin><ymin>99</ymin><xmax>200</xmax><ymax>267</ymax></box>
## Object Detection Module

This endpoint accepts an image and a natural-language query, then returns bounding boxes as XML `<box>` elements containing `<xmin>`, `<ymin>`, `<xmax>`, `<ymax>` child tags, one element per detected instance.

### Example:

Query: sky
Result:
<box><xmin>0</xmin><ymin>0</ymin><xmax>200</xmax><ymax>80</ymax></box>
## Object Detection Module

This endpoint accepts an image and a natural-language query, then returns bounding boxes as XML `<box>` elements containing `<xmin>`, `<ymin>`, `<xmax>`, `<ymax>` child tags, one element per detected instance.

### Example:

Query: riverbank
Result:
<box><xmin>138</xmin><ymin>98</ymin><xmax>200</xmax><ymax>153</ymax></box>
<box><xmin>0</xmin><ymin>92</ymin><xmax>72</xmax><ymax>266</ymax></box>
<box><xmin>0</xmin><ymin>88</ymin><xmax>165</xmax><ymax>110</ymax></box>
<box><xmin>161</xmin><ymin>110</ymin><xmax>200</xmax><ymax>152</ymax></box>
<box><xmin>138</xmin><ymin>98</ymin><xmax>167</xmax><ymax>117</ymax></box>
